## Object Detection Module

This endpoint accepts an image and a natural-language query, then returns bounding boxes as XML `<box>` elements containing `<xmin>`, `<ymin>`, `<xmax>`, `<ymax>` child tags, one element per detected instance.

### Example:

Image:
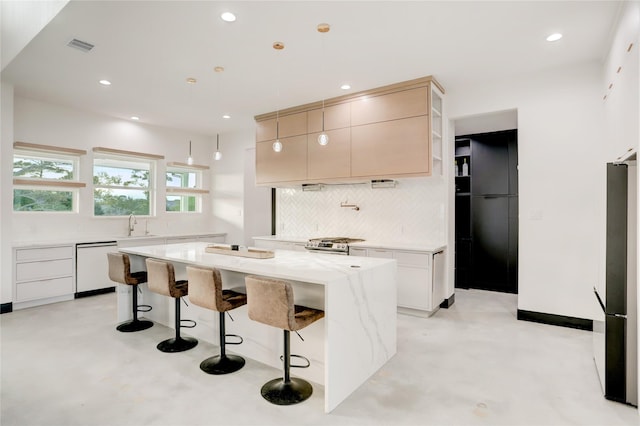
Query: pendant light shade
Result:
<box><xmin>317</xmin><ymin>23</ymin><xmax>330</xmax><ymax>147</ymax></box>
<box><xmin>214</xmin><ymin>134</ymin><xmax>222</xmax><ymax>161</ymax></box>
<box><xmin>317</xmin><ymin>110</ymin><xmax>329</xmax><ymax>146</ymax></box>
<box><xmin>273</xmin><ymin>118</ymin><xmax>282</xmax><ymax>153</ymax></box>
<box><xmin>187</xmin><ymin>140</ymin><xmax>194</xmax><ymax>165</ymax></box>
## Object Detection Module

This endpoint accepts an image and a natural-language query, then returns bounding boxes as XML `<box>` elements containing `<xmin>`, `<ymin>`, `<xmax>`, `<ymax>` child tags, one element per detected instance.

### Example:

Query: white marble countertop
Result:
<box><xmin>252</xmin><ymin>235</ymin><xmax>446</xmax><ymax>253</ymax></box>
<box><xmin>120</xmin><ymin>241</ymin><xmax>396</xmax><ymax>286</ymax></box>
<box><xmin>12</xmin><ymin>232</ymin><xmax>226</xmax><ymax>248</ymax></box>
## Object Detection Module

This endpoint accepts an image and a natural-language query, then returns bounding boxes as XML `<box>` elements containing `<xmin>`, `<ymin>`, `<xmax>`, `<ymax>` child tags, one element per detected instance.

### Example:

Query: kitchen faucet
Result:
<box><xmin>128</xmin><ymin>213</ymin><xmax>137</xmax><ymax>236</ymax></box>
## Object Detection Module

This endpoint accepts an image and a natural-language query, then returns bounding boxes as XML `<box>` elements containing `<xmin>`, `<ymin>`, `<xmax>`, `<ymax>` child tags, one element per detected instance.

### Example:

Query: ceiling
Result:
<box><xmin>1</xmin><ymin>1</ymin><xmax>623</xmax><ymax>137</ymax></box>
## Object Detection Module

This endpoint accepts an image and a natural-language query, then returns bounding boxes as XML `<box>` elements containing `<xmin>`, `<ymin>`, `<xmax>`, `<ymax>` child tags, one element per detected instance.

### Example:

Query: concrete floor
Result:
<box><xmin>1</xmin><ymin>289</ymin><xmax>638</xmax><ymax>426</ymax></box>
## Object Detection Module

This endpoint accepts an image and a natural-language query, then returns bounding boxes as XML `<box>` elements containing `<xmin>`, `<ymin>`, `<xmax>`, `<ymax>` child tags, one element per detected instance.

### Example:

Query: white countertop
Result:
<box><xmin>252</xmin><ymin>235</ymin><xmax>445</xmax><ymax>253</ymax></box>
<box><xmin>120</xmin><ymin>241</ymin><xmax>396</xmax><ymax>286</ymax></box>
<box><xmin>13</xmin><ymin>232</ymin><xmax>226</xmax><ymax>248</ymax></box>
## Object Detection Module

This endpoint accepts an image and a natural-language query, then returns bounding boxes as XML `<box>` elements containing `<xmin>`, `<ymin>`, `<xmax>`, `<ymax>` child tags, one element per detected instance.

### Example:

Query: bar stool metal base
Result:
<box><xmin>260</xmin><ymin>377</ymin><xmax>313</xmax><ymax>405</ymax></box>
<box><xmin>157</xmin><ymin>336</ymin><xmax>198</xmax><ymax>353</ymax></box>
<box><xmin>116</xmin><ymin>319</ymin><xmax>153</xmax><ymax>333</ymax></box>
<box><xmin>200</xmin><ymin>354</ymin><xmax>245</xmax><ymax>375</ymax></box>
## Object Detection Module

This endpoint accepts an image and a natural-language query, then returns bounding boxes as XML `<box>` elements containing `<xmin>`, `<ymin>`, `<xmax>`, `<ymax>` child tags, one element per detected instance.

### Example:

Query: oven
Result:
<box><xmin>304</xmin><ymin>237</ymin><xmax>365</xmax><ymax>255</ymax></box>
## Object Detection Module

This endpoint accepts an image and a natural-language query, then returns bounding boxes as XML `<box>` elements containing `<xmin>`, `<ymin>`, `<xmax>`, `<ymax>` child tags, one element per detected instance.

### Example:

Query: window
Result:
<box><xmin>13</xmin><ymin>142</ymin><xmax>86</xmax><ymax>212</ymax></box>
<box><xmin>166</xmin><ymin>163</ymin><xmax>208</xmax><ymax>213</ymax></box>
<box><xmin>93</xmin><ymin>148</ymin><xmax>161</xmax><ymax>216</ymax></box>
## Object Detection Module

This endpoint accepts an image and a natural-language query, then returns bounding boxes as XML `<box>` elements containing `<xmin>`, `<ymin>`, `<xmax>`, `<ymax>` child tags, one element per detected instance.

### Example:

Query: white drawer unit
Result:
<box><xmin>349</xmin><ymin>246</ymin><xmax>445</xmax><ymax>316</ymax></box>
<box><xmin>13</xmin><ymin>244</ymin><xmax>76</xmax><ymax>309</ymax></box>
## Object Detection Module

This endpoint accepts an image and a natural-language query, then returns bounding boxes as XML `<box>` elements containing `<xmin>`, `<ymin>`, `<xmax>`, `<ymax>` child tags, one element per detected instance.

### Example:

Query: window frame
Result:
<box><xmin>165</xmin><ymin>162</ymin><xmax>209</xmax><ymax>214</ymax></box>
<box><xmin>92</xmin><ymin>147</ymin><xmax>163</xmax><ymax>217</ymax></box>
<box><xmin>12</xmin><ymin>142</ymin><xmax>86</xmax><ymax>213</ymax></box>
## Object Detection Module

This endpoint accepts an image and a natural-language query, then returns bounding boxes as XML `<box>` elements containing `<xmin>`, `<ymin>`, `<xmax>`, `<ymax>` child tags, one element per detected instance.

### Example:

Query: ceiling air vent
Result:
<box><xmin>66</xmin><ymin>38</ymin><xmax>94</xmax><ymax>53</ymax></box>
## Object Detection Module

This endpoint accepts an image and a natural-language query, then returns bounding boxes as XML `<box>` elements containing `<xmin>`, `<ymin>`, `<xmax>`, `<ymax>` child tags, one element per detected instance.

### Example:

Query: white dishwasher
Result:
<box><xmin>76</xmin><ymin>241</ymin><xmax>118</xmax><ymax>295</ymax></box>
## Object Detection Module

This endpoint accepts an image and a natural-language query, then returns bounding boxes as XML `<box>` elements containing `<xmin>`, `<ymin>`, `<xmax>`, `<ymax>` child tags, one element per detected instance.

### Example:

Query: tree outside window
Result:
<box><xmin>93</xmin><ymin>157</ymin><xmax>154</xmax><ymax>216</ymax></box>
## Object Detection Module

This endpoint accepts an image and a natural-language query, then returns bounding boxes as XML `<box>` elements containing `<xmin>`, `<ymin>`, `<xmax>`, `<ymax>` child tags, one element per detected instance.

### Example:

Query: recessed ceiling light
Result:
<box><xmin>221</xmin><ymin>12</ymin><xmax>236</xmax><ymax>22</ymax></box>
<box><xmin>340</xmin><ymin>84</ymin><xmax>351</xmax><ymax>90</ymax></box>
<box><xmin>222</xmin><ymin>114</ymin><xmax>231</xmax><ymax>119</ymax></box>
<box><xmin>186</xmin><ymin>77</ymin><xmax>197</xmax><ymax>84</ymax></box>
<box><xmin>546</xmin><ymin>33</ymin><xmax>563</xmax><ymax>42</ymax></box>
<box><xmin>99</xmin><ymin>79</ymin><xmax>111</xmax><ymax>86</ymax></box>
<box><xmin>214</xmin><ymin>66</ymin><xmax>225</xmax><ymax>73</ymax></box>
<box><xmin>130</xmin><ymin>116</ymin><xmax>139</xmax><ymax>121</ymax></box>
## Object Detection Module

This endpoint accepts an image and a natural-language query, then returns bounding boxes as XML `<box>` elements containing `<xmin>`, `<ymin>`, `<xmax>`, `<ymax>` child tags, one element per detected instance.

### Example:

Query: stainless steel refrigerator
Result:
<box><xmin>593</xmin><ymin>159</ymin><xmax>637</xmax><ymax>406</ymax></box>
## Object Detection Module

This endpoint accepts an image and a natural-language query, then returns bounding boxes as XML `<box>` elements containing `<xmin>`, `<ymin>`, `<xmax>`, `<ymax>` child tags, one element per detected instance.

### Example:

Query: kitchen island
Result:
<box><xmin>118</xmin><ymin>242</ymin><xmax>397</xmax><ymax>412</ymax></box>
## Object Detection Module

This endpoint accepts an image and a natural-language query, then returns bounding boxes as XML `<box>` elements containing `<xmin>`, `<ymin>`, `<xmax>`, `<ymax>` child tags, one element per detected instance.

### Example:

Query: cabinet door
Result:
<box><xmin>367</xmin><ymin>249</ymin><xmax>393</xmax><ymax>259</ymax></box>
<box><xmin>308</xmin><ymin>103</ymin><xmax>351</xmax><ymax>132</ymax></box>
<box><xmin>472</xmin><ymin>195</ymin><xmax>510</xmax><ymax>291</ymax></box>
<box><xmin>351</xmin><ymin>87</ymin><xmax>428</xmax><ymax>126</ymax></box>
<box><xmin>256</xmin><ymin>119</ymin><xmax>277</xmax><ymax>142</ymax></box>
<box><xmin>307</xmin><ymin>128</ymin><xmax>351</xmax><ymax>180</ymax></box>
<box><xmin>279</xmin><ymin>112</ymin><xmax>308</xmax><ymax>138</ymax></box>
<box><xmin>397</xmin><ymin>266</ymin><xmax>431</xmax><ymax>310</ymax></box>
<box><xmin>349</xmin><ymin>248</ymin><xmax>367</xmax><ymax>257</ymax></box>
<box><xmin>256</xmin><ymin>112</ymin><xmax>307</xmax><ymax>142</ymax></box>
<box><xmin>351</xmin><ymin>116</ymin><xmax>430</xmax><ymax>177</ymax></box>
<box><xmin>256</xmin><ymin>135</ymin><xmax>307</xmax><ymax>184</ymax></box>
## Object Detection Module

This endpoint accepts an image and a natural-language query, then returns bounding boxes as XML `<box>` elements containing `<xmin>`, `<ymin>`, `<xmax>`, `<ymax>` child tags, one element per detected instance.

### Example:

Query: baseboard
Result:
<box><xmin>440</xmin><ymin>294</ymin><xmax>455</xmax><ymax>309</ymax></box>
<box><xmin>1</xmin><ymin>302</ymin><xmax>13</xmax><ymax>314</ymax></box>
<box><xmin>517</xmin><ymin>309</ymin><xmax>593</xmax><ymax>331</ymax></box>
<box><xmin>75</xmin><ymin>287</ymin><xmax>115</xmax><ymax>299</ymax></box>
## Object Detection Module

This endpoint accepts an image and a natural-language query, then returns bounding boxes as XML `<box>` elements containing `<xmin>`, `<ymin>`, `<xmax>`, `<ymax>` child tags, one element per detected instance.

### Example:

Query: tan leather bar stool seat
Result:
<box><xmin>107</xmin><ymin>252</ymin><xmax>153</xmax><ymax>332</ymax></box>
<box><xmin>187</xmin><ymin>266</ymin><xmax>248</xmax><ymax>374</ymax></box>
<box><xmin>145</xmin><ymin>258</ymin><xmax>198</xmax><ymax>353</ymax></box>
<box><xmin>245</xmin><ymin>275</ymin><xmax>324</xmax><ymax>405</ymax></box>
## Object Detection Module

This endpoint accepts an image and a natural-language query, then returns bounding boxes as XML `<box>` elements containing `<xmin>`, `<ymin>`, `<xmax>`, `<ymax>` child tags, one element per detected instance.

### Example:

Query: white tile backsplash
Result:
<box><xmin>276</xmin><ymin>177</ymin><xmax>446</xmax><ymax>245</ymax></box>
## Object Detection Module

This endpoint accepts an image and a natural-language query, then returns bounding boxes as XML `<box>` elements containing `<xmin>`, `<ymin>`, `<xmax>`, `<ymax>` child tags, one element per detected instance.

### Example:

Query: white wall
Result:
<box><xmin>209</xmin><ymin>128</ymin><xmax>256</xmax><ymax>246</ymax></box>
<box><xmin>1</xmin><ymin>83</ymin><xmax>14</xmax><ymax>305</ymax></box>
<box><xmin>448</xmin><ymin>61</ymin><xmax>607</xmax><ymax>320</ymax></box>
<box><xmin>12</xmin><ymin>96</ymin><xmax>218</xmax><ymax>241</ymax></box>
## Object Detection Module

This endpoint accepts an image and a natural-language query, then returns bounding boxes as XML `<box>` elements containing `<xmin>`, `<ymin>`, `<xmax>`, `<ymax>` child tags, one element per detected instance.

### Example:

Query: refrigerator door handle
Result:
<box><xmin>594</xmin><ymin>287</ymin><xmax>606</xmax><ymax>313</ymax></box>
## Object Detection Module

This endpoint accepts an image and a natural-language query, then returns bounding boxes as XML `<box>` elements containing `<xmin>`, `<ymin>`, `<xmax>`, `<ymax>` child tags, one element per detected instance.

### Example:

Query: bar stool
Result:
<box><xmin>107</xmin><ymin>252</ymin><xmax>153</xmax><ymax>332</ymax></box>
<box><xmin>187</xmin><ymin>266</ymin><xmax>247</xmax><ymax>375</ymax></box>
<box><xmin>145</xmin><ymin>258</ymin><xmax>198</xmax><ymax>353</ymax></box>
<box><xmin>245</xmin><ymin>275</ymin><xmax>324</xmax><ymax>405</ymax></box>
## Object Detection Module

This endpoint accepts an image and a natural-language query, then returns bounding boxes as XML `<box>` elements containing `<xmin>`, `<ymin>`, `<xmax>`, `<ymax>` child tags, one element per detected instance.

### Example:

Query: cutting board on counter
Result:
<box><xmin>205</xmin><ymin>244</ymin><xmax>274</xmax><ymax>259</ymax></box>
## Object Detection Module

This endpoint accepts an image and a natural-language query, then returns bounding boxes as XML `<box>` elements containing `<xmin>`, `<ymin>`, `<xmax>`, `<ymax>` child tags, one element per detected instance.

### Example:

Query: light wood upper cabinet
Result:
<box><xmin>254</xmin><ymin>76</ymin><xmax>444</xmax><ymax>185</ymax></box>
<box><xmin>351</xmin><ymin>116</ymin><xmax>430</xmax><ymax>177</ymax></box>
<box><xmin>256</xmin><ymin>112</ymin><xmax>308</xmax><ymax>142</ymax></box>
<box><xmin>307</xmin><ymin>103</ymin><xmax>351</xmax><ymax>133</ymax></box>
<box><xmin>256</xmin><ymin>118</ymin><xmax>277</xmax><ymax>142</ymax></box>
<box><xmin>307</xmin><ymin>128</ymin><xmax>351</xmax><ymax>180</ymax></box>
<box><xmin>279</xmin><ymin>112</ymin><xmax>307</xmax><ymax>138</ymax></box>
<box><xmin>256</xmin><ymin>135</ymin><xmax>307</xmax><ymax>184</ymax></box>
<box><xmin>350</xmin><ymin>87</ymin><xmax>428</xmax><ymax>126</ymax></box>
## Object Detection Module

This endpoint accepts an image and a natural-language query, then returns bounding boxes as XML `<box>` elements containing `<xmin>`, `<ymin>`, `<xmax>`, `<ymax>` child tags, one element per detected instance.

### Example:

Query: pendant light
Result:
<box><xmin>317</xmin><ymin>23</ymin><xmax>330</xmax><ymax>146</ymax></box>
<box><xmin>272</xmin><ymin>41</ymin><xmax>285</xmax><ymax>153</ymax></box>
<box><xmin>214</xmin><ymin>134</ymin><xmax>222</xmax><ymax>161</ymax></box>
<box><xmin>186</xmin><ymin>77</ymin><xmax>197</xmax><ymax>165</ymax></box>
<box><xmin>273</xmin><ymin>111</ymin><xmax>282</xmax><ymax>152</ymax></box>
<box><xmin>187</xmin><ymin>140</ymin><xmax>194</xmax><ymax>165</ymax></box>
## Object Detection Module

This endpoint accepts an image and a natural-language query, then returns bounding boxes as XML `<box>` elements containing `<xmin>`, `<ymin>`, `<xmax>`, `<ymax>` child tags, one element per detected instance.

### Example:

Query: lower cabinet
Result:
<box><xmin>355</xmin><ymin>247</ymin><xmax>445</xmax><ymax>315</ymax></box>
<box><xmin>13</xmin><ymin>245</ymin><xmax>76</xmax><ymax>308</ymax></box>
